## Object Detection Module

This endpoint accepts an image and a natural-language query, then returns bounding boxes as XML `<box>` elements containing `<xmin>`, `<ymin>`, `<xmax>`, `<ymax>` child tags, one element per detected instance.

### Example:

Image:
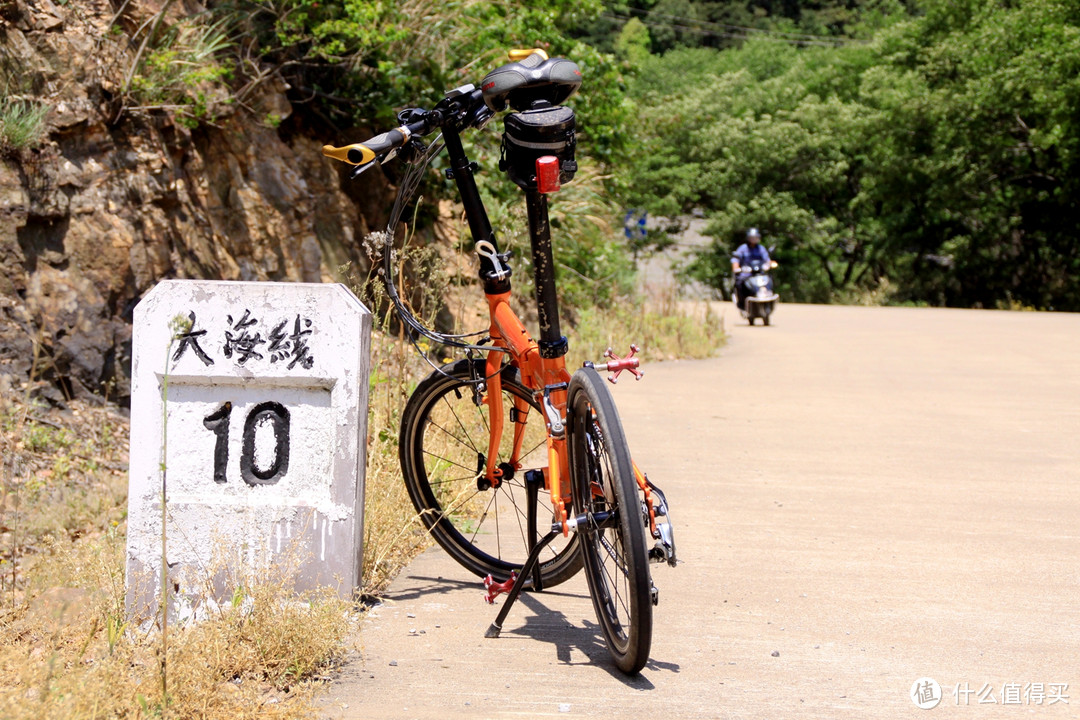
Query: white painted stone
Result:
<box><xmin>125</xmin><ymin>280</ymin><xmax>371</xmax><ymax>621</ymax></box>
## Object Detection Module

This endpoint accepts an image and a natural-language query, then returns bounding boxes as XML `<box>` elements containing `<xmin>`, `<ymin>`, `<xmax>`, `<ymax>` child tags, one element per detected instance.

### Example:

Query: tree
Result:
<box><xmin>623</xmin><ymin>0</ymin><xmax>1080</xmax><ymax>309</ymax></box>
<box><xmin>615</xmin><ymin>17</ymin><xmax>653</xmax><ymax>66</ymax></box>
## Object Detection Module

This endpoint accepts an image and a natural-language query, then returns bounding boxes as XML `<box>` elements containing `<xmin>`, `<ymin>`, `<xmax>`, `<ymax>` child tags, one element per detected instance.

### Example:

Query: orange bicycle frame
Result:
<box><xmin>481</xmin><ymin>290</ymin><xmax>572</xmax><ymax>530</ymax></box>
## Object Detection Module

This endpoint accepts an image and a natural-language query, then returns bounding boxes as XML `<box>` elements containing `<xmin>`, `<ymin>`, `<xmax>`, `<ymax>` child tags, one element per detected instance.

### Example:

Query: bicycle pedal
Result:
<box><xmin>585</xmin><ymin>343</ymin><xmax>643</xmax><ymax>384</ymax></box>
<box><xmin>483</xmin><ymin>571</ymin><xmax>518</xmax><ymax>604</ymax></box>
<box><xmin>650</xmin><ymin>583</ymin><xmax>659</xmax><ymax>606</ymax></box>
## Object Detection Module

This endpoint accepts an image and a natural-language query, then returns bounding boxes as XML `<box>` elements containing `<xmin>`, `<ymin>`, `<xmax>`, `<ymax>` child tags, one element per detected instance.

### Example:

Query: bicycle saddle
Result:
<box><xmin>481</xmin><ymin>50</ymin><xmax>582</xmax><ymax>112</ymax></box>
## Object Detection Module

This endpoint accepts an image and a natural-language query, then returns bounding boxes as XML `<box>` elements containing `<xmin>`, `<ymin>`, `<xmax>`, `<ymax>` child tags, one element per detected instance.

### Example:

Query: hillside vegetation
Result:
<box><xmin>608</xmin><ymin>0</ymin><xmax>1080</xmax><ymax>310</ymax></box>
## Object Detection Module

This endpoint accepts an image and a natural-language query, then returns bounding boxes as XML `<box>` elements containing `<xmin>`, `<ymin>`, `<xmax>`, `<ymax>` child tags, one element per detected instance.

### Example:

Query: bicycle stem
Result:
<box><xmin>441</xmin><ymin>126</ymin><xmax>510</xmax><ymax>295</ymax></box>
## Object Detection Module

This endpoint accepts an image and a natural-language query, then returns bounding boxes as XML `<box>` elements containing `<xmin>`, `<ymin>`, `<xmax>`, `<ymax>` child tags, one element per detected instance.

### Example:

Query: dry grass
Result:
<box><xmin>358</xmin><ymin>331</ymin><xmax>434</xmax><ymax>596</ymax></box>
<box><xmin>568</xmin><ymin>285</ymin><xmax>725</xmax><ymax>369</ymax></box>
<box><xmin>0</xmin><ymin>532</ymin><xmax>351</xmax><ymax>719</ymax></box>
<box><xmin>0</xmin><ymin>389</ymin><xmax>129</xmax><ymax>604</ymax></box>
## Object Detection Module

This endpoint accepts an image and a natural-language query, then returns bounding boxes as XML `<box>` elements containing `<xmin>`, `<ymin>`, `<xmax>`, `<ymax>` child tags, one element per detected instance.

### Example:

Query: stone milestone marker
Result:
<box><xmin>125</xmin><ymin>280</ymin><xmax>371</xmax><ymax>620</ymax></box>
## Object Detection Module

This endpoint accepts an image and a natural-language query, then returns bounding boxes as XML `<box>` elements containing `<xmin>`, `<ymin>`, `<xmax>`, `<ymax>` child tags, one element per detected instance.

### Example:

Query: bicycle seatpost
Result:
<box><xmin>524</xmin><ymin>188</ymin><xmax>567</xmax><ymax>358</ymax></box>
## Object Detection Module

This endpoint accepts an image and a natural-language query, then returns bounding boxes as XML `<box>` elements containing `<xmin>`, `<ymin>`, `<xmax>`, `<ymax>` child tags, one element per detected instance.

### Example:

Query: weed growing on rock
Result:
<box><xmin>0</xmin><ymin>99</ymin><xmax>49</xmax><ymax>152</ymax></box>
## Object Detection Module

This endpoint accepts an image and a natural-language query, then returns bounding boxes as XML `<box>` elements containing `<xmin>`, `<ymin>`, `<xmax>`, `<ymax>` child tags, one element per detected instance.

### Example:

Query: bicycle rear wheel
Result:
<box><xmin>399</xmin><ymin>359</ymin><xmax>582</xmax><ymax>589</ymax></box>
<box><xmin>567</xmin><ymin>367</ymin><xmax>652</xmax><ymax>674</ymax></box>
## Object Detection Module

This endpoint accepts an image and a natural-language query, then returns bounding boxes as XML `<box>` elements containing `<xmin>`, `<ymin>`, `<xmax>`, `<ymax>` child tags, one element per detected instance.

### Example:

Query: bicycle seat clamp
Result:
<box><xmin>475</xmin><ymin>240</ymin><xmax>510</xmax><ymax>280</ymax></box>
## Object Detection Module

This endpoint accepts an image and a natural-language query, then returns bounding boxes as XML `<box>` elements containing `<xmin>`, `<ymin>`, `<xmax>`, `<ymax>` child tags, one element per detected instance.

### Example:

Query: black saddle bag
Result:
<box><xmin>500</xmin><ymin>106</ymin><xmax>578</xmax><ymax>191</ymax></box>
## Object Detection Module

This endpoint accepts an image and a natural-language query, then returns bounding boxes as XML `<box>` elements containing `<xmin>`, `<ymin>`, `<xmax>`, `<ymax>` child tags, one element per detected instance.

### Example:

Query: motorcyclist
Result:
<box><xmin>731</xmin><ymin>228</ymin><xmax>771</xmax><ymax>310</ymax></box>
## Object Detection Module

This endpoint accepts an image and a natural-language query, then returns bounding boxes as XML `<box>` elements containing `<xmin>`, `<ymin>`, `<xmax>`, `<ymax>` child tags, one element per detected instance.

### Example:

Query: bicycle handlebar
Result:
<box><xmin>322</xmin><ymin>49</ymin><xmax>555</xmax><ymax>170</ymax></box>
<box><xmin>322</xmin><ymin>118</ymin><xmax>431</xmax><ymax>166</ymax></box>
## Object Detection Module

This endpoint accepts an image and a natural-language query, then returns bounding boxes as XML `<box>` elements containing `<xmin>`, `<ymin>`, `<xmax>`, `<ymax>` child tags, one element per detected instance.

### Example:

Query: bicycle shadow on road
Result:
<box><xmin>500</xmin><ymin>590</ymin><xmax>681</xmax><ymax>687</ymax></box>
<box><xmin>380</xmin><ymin>572</ymin><xmax>596</xmax><ymax>605</ymax></box>
<box><xmin>375</xmin><ymin>573</ymin><xmax>479</xmax><ymax>604</ymax></box>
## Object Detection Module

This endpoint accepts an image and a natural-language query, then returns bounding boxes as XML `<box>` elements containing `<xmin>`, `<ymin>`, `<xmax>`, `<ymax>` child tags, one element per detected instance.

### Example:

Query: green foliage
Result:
<box><xmin>127</xmin><ymin>14</ymin><xmax>235</xmax><ymax>123</ymax></box>
<box><xmin>233</xmin><ymin>0</ymin><xmax>617</xmax><ymax>129</ymax></box>
<box><xmin>217</xmin><ymin>0</ymin><xmax>639</xmax><ymax>272</ymax></box>
<box><xmin>625</xmin><ymin>0</ymin><xmax>1080</xmax><ymax>310</ymax></box>
<box><xmin>573</xmin><ymin>0</ymin><xmax>917</xmax><ymax>54</ymax></box>
<box><xmin>614</xmin><ymin>17</ymin><xmax>652</xmax><ymax>66</ymax></box>
<box><xmin>474</xmin><ymin>161</ymin><xmax>637</xmax><ymax>317</ymax></box>
<box><xmin>269</xmin><ymin>0</ymin><xmax>404</xmax><ymax>59</ymax></box>
<box><xmin>105</xmin><ymin>0</ymin><xmax>642</xmax><ymax>296</ymax></box>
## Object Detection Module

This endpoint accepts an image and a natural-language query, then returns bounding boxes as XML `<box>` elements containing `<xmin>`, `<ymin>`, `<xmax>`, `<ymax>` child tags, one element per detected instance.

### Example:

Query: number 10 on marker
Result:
<box><xmin>202</xmin><ymin>401</ymin><xmax>292</xmax><ymax>486</ymax></box>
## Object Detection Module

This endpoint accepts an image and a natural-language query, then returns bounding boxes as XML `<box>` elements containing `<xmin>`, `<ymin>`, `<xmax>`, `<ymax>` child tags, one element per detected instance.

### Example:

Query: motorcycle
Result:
<box><xmin>733</xmin><ymin>255</ymin><xmax>779</xmax><ymax>326</ymax></box>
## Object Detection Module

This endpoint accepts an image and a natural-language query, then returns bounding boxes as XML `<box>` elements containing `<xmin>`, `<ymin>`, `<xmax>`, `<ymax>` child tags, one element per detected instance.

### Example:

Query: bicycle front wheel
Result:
<box><xmin>399</xmin><ymin>358</ymin><xmax>582</xmax><ymax>589</ymax></box>
<box><xmin>567</xmin><ymin>367</ymin><xmax>653</xmax><ymax>674</ymax></box>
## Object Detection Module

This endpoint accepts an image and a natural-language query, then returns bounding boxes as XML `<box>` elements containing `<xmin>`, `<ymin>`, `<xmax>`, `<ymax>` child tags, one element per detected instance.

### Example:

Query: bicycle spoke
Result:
<box><xmin>565</xmin><ymin>368</ymin><xmax>653</xmax><ymax>671</ymax></box>
<box><xmin>598</xmin><ymin>531</ymin><xmax>628</xmax><ymax>575</ymax></box>
<box><xmin>601</xmin><ymin>563</ymin><xmax>629</xmax><ymax>628</ymax></box>
<box><xmin>426</xmin><ymin>418</ymin><xmax>477</xmax><ymax>453</ymax></box>
<box><xmin>519</xmin><ymin>438</ymin><xmax>546</xmax><ymax>463</ymax></box>
<box><xmin>596</xmin><ymin>556</ymin><xmax>623</xmax><ymax>630</ymax></box>
<box><xmin>503</xmin><ymin>488</ymin><xmax>530</xmax><ymax>524</ymax></box>
<box><xmin>426</xmin><ymin>474</ymin><xmax>479</xmax><ymax>487</ymax></box>
<box><xmin>470</xmin><ymin>491</ymin><xmax>499</xmax><ymax>547</ymax></box>
<box><xmin>479</xmin><ymin>396</ymin><xmax>491</xmax><ymax>434</ymax></box>
<box><xmin>440</xmin><ymin>394</ymin><xmax>483</xmax><ymax>456</ymax></box>
<box><xmin>402</xmin><ymin>361</ymin><xmax>581</xmax><ymax>591</ymax></box>
<box><xmin>421</xmin><ymin>450</ymin><xmax>476</xmax><ymax>476</ymax></box>
<box><xmin>498</xmin><ymin>484</ymin><xmax>528</xmax><ymax>551</ymax></box>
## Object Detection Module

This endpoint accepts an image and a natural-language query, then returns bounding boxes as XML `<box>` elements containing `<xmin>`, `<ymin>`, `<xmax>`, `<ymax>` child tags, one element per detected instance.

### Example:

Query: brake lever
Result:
<box><xmin>397</xmin><ymin>138</ymin><xmax>427</xmax><ymax>164</ymax></box>
<box><xmin>349</xmin><ymin>162</ymin><xmax>376</xmax><ymax>180</ymax></box>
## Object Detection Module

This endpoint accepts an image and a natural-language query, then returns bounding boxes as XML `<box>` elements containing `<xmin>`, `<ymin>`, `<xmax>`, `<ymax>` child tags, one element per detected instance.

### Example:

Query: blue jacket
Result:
<box><xmin>732</xmin><ymin>243</ymin><xmax>770</xmax><ymax>274</ymax></box>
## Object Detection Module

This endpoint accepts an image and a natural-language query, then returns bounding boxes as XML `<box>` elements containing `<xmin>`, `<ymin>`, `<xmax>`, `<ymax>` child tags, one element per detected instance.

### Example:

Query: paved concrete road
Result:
<box><xmin>324</xmin><ymin>304</ymin><xmax>1080</xmax><ymax>719</ymax></box>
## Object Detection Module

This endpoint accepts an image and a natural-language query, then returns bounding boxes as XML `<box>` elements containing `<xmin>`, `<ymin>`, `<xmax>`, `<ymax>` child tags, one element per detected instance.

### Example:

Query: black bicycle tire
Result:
<box><xmin>567</xmin><ymin>367</ymin><xmax>653</xmax><ymax>673</ymax></box>
<box><xmin>399</xmin><ymin>358</ymin><xmax>582</xmax><ymax>588</ymax></box>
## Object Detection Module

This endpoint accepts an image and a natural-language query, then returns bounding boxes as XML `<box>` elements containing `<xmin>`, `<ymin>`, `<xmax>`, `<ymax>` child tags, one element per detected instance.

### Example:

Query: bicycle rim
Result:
<box><xmin>568</xmin><ymin>367</ymin><xmax>652</xmax><ymax>673</ymax></box>
<box><xmin>400</xmin><ymin>359</ymin><xmax>582</xmax><ymax>588</ymax></box>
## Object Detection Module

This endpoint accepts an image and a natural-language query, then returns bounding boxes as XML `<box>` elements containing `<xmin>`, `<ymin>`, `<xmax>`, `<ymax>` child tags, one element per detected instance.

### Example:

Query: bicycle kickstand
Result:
<box><xmin>484</xmin><ymin>529</ymin><xmax>560</xmax><ymax>639</ymax></box>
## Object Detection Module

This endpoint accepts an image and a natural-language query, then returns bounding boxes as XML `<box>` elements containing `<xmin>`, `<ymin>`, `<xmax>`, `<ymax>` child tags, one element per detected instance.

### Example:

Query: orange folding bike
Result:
<box><xmin>323</xmin><ymin>50</ymin><xmax>677</xmax><ymax>674</ymax></box>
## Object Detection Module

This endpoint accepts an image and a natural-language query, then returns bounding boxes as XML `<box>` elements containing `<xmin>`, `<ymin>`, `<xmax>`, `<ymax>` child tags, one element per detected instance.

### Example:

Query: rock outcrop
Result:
<box><xmin>1</xmin><ymin>0</ymin><xmax>392</xmax><ymax>403</ymax></box>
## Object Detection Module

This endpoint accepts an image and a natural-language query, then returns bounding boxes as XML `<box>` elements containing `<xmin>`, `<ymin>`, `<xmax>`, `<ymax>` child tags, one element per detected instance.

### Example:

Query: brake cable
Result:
<box><xmin>375</xmin><ymin>133</ymin><xmax>510</xmax><ymax>385</ymax></box>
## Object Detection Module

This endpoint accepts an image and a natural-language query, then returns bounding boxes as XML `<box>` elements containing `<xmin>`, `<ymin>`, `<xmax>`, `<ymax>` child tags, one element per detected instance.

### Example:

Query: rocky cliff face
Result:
<box><xmin>1</xmin><ymin>0</ymin><xmax>391</xmax><ymax>403</ymax></box>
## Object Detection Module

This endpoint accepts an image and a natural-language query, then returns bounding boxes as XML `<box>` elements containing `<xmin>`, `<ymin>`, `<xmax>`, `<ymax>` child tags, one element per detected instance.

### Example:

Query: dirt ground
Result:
<box><xmin>323</xmin><ymin>302</ymin><xmax>1080</xmax><ymax>719</ymax></box>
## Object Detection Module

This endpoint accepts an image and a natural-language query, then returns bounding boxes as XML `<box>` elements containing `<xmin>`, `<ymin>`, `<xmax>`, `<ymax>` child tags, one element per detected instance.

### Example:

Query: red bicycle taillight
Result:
<box><xmin>536</xmin><ymin>155</ymin><xmax>561</xmax><ymax>194</ymax></box>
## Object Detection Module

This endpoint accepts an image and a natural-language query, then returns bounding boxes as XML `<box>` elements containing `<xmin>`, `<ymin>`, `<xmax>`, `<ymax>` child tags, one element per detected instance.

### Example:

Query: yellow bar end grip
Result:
<box><xmin>509</xmin><ymin>48</ymin><xmax>548</xmax><ymax>61</ymax></box>
<box><xmin>321</xmin><ymin>143</ymin><xmax>376</xmax><ymax>166</ymax></box>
